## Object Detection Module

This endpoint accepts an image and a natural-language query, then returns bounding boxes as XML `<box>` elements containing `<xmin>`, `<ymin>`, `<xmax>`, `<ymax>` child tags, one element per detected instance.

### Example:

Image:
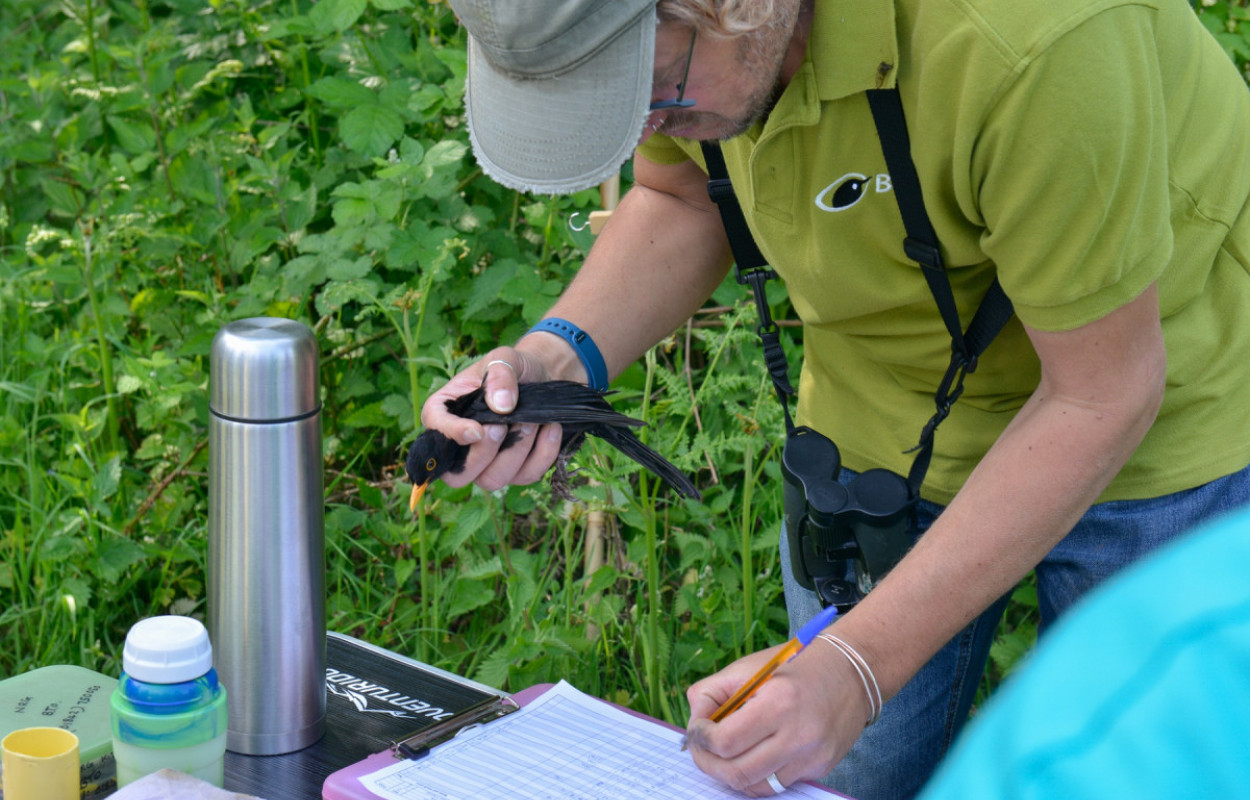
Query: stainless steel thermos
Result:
<box><xmin>208</xmin><ymin>318</ymin><xmax>326</xmax><ymax>755</ymax></box>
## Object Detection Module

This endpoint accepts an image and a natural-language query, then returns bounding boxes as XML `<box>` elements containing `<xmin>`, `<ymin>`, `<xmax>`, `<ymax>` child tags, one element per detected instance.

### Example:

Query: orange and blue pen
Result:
<box><xmin>682</xmin><ymin>604</ymin><xmax>839</xmax><ymax>750</ymax></box>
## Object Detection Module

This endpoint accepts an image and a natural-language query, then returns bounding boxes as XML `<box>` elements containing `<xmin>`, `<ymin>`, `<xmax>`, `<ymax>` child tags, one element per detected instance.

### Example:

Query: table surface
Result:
<box><xmin>221</xmin><ymin>633</ymin><xmax>503</xmax><ymax>800</ymax></box>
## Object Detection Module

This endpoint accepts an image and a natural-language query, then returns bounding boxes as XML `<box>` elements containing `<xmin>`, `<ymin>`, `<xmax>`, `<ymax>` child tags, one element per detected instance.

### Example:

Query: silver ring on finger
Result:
<box><xmin>766</xmin><ymin>772</ymin><xmax>785</xmax><ymax>795</ymax></box>
<box><xmin>485</xmin><ymin>359</ymin><xmax>517</xmax><ymax>376</ymax></box>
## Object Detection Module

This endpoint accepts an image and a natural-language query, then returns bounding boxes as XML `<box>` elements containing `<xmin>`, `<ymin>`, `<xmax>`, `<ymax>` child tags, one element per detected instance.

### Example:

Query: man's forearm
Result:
<box><xmin>519</xmin><ymin>168</ymin><xmax>734</xmax><ymax>383</ymax></box>
<box><xmin>831</xmin><ymin>285</ymin><xmax>1167</xmax><ymax>699</ymax></box>
<box><xmin>840</xmin><ymin>390</ymin><xmax>1155</xmax><ymax>697</ymax></box>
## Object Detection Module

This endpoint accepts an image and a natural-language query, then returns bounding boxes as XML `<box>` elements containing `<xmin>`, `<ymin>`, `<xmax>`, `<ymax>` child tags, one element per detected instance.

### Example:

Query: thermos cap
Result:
<box><xmin>210</xmin><ymin>318</ymin><xmax>319</xmax><ymax>421</ymax></box>
<box><xmin>123</xmin><ymin>616</ymin><xmax>213</xmax><ymax>684</ymax></box>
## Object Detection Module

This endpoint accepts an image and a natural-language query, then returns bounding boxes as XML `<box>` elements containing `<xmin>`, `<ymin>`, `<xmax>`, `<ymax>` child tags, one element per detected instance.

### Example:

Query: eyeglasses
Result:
<box><xmin>649</xmin><ymin>29</ymin><xmax>697</xmax><ymax>111</ymax></box>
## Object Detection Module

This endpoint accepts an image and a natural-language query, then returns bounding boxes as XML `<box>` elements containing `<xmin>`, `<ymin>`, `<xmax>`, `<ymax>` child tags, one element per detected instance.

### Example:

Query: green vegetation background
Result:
<box><xmin>2</xmin><ymin>0</ymin><xmax>1247</xmax><ymax>724</ymax></box>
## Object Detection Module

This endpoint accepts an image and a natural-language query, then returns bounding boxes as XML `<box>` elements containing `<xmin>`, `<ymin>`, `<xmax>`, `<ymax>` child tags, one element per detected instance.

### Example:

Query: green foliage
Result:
<box><xmin>2</xmin><ymin>0</ymin><xmax>1243</xmax><ymax>726</ymax></box>
<box><xmin>0</xmin><ymin>0</ymin><xmax>795</xmax><ymax>721</ymax></box>
<box><xmin>1192</xmin><ymin>0</ymin><xmax>1250</xmax><ymax>82</ymax></box>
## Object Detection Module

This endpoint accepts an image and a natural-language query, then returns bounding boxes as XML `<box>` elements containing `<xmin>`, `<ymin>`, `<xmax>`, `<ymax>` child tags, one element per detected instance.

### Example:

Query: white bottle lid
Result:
<box><xmin>123</xmin><ymin>615</ymin><xmax>214</xmax><ymax>684</ymax></box>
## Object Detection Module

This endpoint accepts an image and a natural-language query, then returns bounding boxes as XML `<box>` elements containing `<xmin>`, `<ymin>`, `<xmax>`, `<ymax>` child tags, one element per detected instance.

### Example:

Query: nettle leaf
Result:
<box><xmin>315</xmin><ymin>276</ymin><xmax>380</xmax><ymax>316</ymax></box>
<box><xmin>309</xmin><ymin>0</ymin><xmax>367</xmax><ymax>34</ymax></box>
<box><xmin>106</xmin><ymin>114</ymin><xmax>157</xmax><ymax>154</ymax></box>
<box><xmin>407</xmin><ymin>84</ymin><xmax>447</xmax><ymax>120</ymax></box>
<box><xmin>40</xmin><ymin>178</ymin><xmax>83</xmax><ymax>217</ymax></box>
<box><xmin>459</xmin><ymin>556</ymin><xmax>503</xmax><ymax>582</ymax></box>
<box><xmin>444</xmin><ymin>502</ymin><xmax>492</xmax><ymax>549</ymax></box>
<box><xmin>96</xmin><ymin>537</ymin><xmax>148</xmax><ymax>584</ymax></box>
<box><xmin>169</xmin><ymin>153</ymin><xmax>217</xmax><ymax>204</ymax></box>
<box><xmin>446</xmin><ymin>578</ymin><xmax>496</xmax><ymax>618</ymax></box>
<box><xmin>417</xmin><ymin>138</ymin><xmax>467</xmax><ymax>190</ymax></box>
<box><xmin>523</xmin><ymin>280</ymin><xmax>563</xmax><ymax>320</ymax></box>
<box><xmin>378</xmin><ymin>79</ymin><xmax>418</xmax><ymax>111</ymax></box>
<box><xmin>11</xmin><ymin>137</ymin><xmax>55</xmax><ymax>163</ymax></box>
<box><xmin>60</xmin><ymin>577</ymin><xmax>93</xmax><ymax>607</ymax></box>
<box><xmin>382</xmin><ymin>228</ymin><xmax>421</xmax><ymax>271</ymax></box>
<box><xmin>474</xmin><ymin>647</ymin><xmax>514</xmax><ymax>689</ymax></box>
<box><xmin>325</xmin><ymin>256</ymin><xmax>374</xmax><ymax>282</ymax></box>
<box><xmin>282</xmin><ymin>182</ymin><xmax>318</xmax><ymax>232</ymax></box>
<box><xmin>398</xmin><ymin>135</ymin><xmax>426</xmax><ymax>164</ymax></box>
<box><xmin>339</xmin><ymin>104</ymin><xmax>404</xmax><ymax>157</ymax></box>
<box><xmin>278</xmin><ymin>254</ymin><xmax>327</xmax><ymax>300</ymax></box>
<box><xmin>332</xmin><ymin>180</ymin><xmax>403</xmax><ymax>227</ymax></box>
<box><xmin>91</xmin><ymin>456</ymin><xmax>123</xmax><ymax>503</ymax></box>
<box><xmin>410</xmin><ymin>139</ymin><xmax>468</xmax><ymax>198</ymax></box>
<box><xmin>340</xmin><ymin>400</ymin><xmax>391</xmax><ymax>429</ymax></box>
<box><xmin>326</xmin><ymin>506</ymin><xmax>369</xmax><ymax>538</ymax></box>
<box><xmin>363</xmin><ymin>222</ymin><xmax>395</xmax><ymax>251</ymax></box>
<box><xmin>257</xmin><ymin>15</ymin><xmax>319</xmax><ymax>39</ymax></box>
<box><xmin>370</xmin><ymin>0</ymin><xmax>411</xmax><ymax>10</ymax></box>
<box><xmin>380</xmin><ymin>393</ymin><xmax>411</xmax><ymax>423</ymax></box>
<box><xmin>393</xmin><ymin>558</ymin><xmax>416</xmax><ymax>588</ymax></box>
<box><xmin>135</xmin><ymin>433</ymin><xmax>165</xmax><ymax>460</ymax></box>
<box><xmin>423</xmin><ymin>139</ymin><xmax>467</xmax><ymax>168</ymax></box>
<box><xmin>462</xmin><ymin>257</ymin><xmax>516</xmax><ymax>319</ymax></box>
<box><xmin>116</xmin><ymin>374</ymin><xmax>143</xmax><ymax>395</ymax></box>
<box><xmin>385</xmin><ymin>219</ymin><xmax>460</xmax><ymax>273</ymax></box>
<box><xmin>305</xmin><ymin>76</ymin><xmax>376</xmax><ymax>109</ymax></box>
<box><xmin>498</xmin><ymin>261</ymin><xmax>541</xmax><ymax>306</ymax></box>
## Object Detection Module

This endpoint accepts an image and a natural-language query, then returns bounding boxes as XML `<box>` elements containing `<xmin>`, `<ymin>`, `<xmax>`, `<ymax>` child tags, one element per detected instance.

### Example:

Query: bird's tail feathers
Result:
<box><xmin>594</xmin><ymin>426</ymin><xmax>701</xmax><ymax>500</ymax></box>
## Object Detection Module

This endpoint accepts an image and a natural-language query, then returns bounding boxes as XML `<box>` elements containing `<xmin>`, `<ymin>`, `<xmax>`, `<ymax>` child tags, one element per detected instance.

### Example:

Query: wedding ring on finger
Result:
<box><xmin>766</xmin><ymin>772</ymin><xmax>785</xmax><ymax>795</ymax></box>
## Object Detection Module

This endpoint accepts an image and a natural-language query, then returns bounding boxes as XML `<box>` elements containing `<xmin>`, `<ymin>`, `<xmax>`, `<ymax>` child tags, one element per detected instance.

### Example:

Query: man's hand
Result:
<box><xmin>418</xmin><ymin>347</ymin><xmax>564</xmax><ymax>492</ymax></box>
<box><xmin>416</xmin><ymin>153</ymin><xmax>730</xmax><ymax>498</ymax></box>
<box><xmin>684</xmin><ymin>638</ymin><xmax>873</xmax><ymax>797</ymax></box>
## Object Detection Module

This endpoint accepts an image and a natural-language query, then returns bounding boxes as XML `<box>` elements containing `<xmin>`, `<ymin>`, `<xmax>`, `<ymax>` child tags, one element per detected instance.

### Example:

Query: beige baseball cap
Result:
<box><xmin>447</xmin><ymin>0</ymin><xmax>658</xmax><ymax>195</ymax></box>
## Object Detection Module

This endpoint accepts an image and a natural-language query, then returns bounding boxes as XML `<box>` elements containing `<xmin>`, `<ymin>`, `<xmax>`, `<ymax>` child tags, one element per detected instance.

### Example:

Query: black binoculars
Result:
<box><xmin>782</xmin><ymin>426</ymin><xmax>916</xmax><ymax>609</ymax></box>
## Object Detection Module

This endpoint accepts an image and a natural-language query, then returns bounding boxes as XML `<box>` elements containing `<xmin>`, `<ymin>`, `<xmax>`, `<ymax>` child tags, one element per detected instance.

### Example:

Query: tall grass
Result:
<box><xmin>5</xmin><ymin>0</ymin><xmax>1239</xmax><ymax>723</ymax></box>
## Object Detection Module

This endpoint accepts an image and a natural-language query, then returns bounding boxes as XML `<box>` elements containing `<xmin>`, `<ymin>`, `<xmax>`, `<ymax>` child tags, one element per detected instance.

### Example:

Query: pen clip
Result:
<box><xmin>392</xmin><ymin>697</ymin><xmax>519</xmax><ymax>760</ymax></box>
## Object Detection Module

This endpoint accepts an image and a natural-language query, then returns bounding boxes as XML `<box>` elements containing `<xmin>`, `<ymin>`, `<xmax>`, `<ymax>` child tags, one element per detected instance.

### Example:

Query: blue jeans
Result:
<box><xmin>780</xmin><ymin>462</ymin><xmax>1250</xmax><ymax>800</ymax></box>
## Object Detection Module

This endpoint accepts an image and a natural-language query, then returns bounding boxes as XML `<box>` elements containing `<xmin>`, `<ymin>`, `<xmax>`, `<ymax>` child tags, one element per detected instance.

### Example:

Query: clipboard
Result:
<box><xmin>320</xmin><ymin>684</ymin><xmax>542</xmax><ymax>800</ymax></box>
<box><xmin>223</xmin><ymin>632</ymin><xmax>507</xmax><ymax>800</ymax></box>
<box><xmin>321</xmin><ymin>683</ymin><xmax>847</xmax><ymax>799</ymax></box>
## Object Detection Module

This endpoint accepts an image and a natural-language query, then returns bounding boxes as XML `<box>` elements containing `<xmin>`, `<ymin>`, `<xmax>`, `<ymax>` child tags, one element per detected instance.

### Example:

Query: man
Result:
<box><xmin>424</xmin><ymin>1</ymin><xmax>1250</xmax><ymax>798</ymax></box>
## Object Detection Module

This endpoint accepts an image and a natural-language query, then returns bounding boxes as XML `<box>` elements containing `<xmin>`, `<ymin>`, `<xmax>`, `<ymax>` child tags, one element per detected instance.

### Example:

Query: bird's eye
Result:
<box><xmin>425</xmin><ymin>457</ymin><xmax>437</xmax><ymax>471</ymax></box>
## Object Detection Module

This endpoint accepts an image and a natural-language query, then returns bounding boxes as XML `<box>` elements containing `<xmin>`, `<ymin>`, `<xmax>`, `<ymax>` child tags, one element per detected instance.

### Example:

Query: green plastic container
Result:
<box><xmin>0</xmin><ymin>665</ymin><xmax>118</xmax><ymax>799</ymax></box>
<box><xmin>109</xmin><ymin>616</ymin><xmax>228</xmax><ymax>788</ymax></box>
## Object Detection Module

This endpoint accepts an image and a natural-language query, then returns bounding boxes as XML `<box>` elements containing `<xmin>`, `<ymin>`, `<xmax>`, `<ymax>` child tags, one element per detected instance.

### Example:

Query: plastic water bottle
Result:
<box><xmin>109</xmin><ymin>615</ymin><xmax>228</xmax><ymax>787</ymax></box>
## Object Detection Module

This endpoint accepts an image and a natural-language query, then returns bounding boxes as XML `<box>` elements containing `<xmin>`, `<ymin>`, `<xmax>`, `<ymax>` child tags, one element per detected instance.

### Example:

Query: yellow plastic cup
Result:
<box><xmin>1</xmin><ymin>727</ymin><xmax>80</xmax><ymax>800</ymax></box>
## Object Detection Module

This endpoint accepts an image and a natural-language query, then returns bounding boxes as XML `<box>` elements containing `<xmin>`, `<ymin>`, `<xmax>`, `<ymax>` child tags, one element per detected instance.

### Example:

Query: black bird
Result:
<box><xmin>405</xmin><ymin>380</ymin><xmax>700</xmax><ymax>509</ymax></box>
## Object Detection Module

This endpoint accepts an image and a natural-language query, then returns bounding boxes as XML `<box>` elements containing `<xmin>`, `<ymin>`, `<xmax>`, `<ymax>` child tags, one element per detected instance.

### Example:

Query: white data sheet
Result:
<box><xmin>358</xmin><ymin>680</ymin><xmax>837</xmax><ymax>800</ymax></box>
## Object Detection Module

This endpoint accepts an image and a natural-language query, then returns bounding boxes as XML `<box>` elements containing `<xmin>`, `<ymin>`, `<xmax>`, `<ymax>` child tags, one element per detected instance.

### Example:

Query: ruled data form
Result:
<box><xmin>359</xmin><ymin>680</ymin><xmax>836</xmax><ymax>800</ymax></box>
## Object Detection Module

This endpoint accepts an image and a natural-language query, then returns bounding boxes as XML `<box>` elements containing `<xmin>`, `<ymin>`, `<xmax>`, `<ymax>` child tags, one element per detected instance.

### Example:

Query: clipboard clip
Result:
<box><xmin>392</xmin><ymin>696</ymin><xmax>519</xmax><ymax>760</ymax></box>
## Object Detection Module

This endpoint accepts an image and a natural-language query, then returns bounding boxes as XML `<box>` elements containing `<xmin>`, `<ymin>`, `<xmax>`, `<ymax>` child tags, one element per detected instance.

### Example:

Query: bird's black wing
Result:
<box><xmin>446</xmin><ymin>381</ymin><xmax>645</xmax><ymax>428</ymax></box>
<box><xmin>591</xmin><ymin>424</ymin><xmax>701</xmax><ymax>500</ymax></box>
<box><xmin>516</xmin><ymin>381</ymin><xmax>645</xmax><ymax>427</ymax></box>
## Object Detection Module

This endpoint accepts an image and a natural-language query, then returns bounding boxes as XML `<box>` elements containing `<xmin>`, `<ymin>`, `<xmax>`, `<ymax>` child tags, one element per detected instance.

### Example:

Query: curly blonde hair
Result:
<box><xmin>656</xmin><ymin>0</ymin><xmax>783</xmax><ymax>37</ymax></box>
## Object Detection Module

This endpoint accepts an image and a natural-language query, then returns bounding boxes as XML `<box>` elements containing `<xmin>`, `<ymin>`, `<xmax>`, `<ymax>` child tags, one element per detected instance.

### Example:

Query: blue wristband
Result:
<box><xmin>526</xmin><ymin>318</ymin><xmax>610</xmax><ymax>392</ymax></box>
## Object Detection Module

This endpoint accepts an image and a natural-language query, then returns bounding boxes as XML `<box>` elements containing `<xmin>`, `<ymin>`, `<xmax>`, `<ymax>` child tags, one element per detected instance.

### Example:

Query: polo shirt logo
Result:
<box><xmin>815</xmin><ymin>172</ymin><xmax>894</xmax><ymax>212</ymax></box>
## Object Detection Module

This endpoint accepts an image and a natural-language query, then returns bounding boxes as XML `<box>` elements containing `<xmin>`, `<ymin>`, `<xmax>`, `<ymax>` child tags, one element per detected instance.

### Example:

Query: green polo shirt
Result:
<box><xmin>639</xmin><ymin>0</ymin><xmax>1250</xmax><ymax>505</ymax></box>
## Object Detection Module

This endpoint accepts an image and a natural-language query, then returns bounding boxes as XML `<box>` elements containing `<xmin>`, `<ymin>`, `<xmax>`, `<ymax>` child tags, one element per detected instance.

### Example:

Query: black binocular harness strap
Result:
<box><xmin>699</xmin><ymin>88</ymin><xmax>1015</xmax><ymax>499</ymax></box>
<box><xmin>702</xmin><ymin>141</ymin><xmax>799</xmax><ymax>434</ymax></box>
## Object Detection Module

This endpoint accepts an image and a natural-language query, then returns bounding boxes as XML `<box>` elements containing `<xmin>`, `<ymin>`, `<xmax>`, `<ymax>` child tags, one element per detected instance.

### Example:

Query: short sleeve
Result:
<box><xmin>973</xmin><ymin>6</ymin><xmax>1173</xmax><ymax>332</ymax></box>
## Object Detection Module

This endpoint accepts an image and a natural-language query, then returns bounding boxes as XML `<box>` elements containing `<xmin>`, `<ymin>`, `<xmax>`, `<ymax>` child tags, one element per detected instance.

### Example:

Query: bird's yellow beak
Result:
<box><xmin>409</xmin><ymin>481</ymin><xmax>429</xmax><ymax>513</ymax></box>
